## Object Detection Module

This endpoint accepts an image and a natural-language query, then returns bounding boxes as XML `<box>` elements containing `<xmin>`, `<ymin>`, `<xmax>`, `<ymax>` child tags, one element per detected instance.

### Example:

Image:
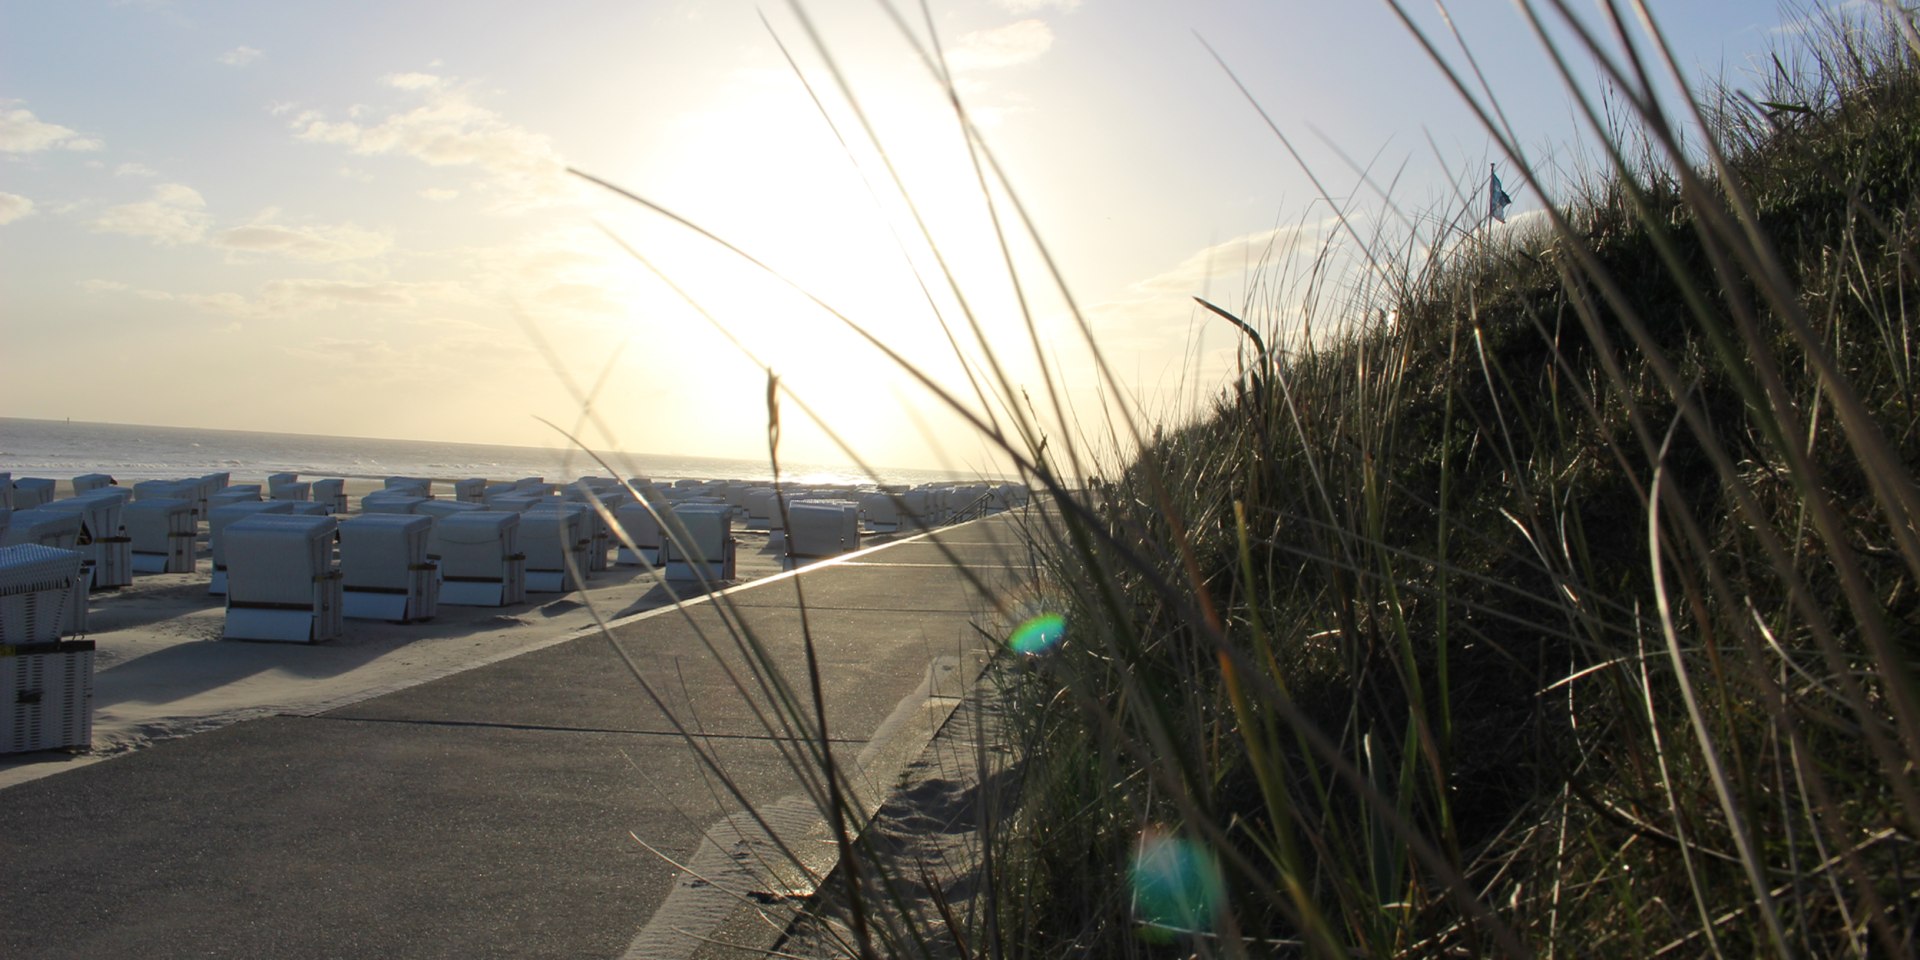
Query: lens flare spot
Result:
<box><xmin>1130</xmin><ymin>830</ymin><xmax>1224</xmax><ymax>941</ymax></box>
<box><xmin>1008</xmin><ymin>613</ymin><xmax>1065</xmax><ymax>655</ymax></box>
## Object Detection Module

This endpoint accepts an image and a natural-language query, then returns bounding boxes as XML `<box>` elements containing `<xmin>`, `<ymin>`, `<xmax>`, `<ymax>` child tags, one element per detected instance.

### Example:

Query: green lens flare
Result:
<box><xmin>1008</xmin><ymin>613</ymin><xmax>1065</xmax><ymax>655</ymax></box>
<box><xmin>1130</xmin><ymin>831</ymin><xmax>1224</xmax><ymax>941</ymax></box>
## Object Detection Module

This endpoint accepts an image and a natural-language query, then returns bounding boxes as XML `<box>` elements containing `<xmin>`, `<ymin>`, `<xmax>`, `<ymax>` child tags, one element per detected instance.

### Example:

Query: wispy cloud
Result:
<box><xmin>218</xmin><ymin>45</ymin><xmax>264</xmax><ymax>67</ymax></box>
<box><xmin>947</xmin><ymin>19</ymin><xmax>1055</xmax><ymax>72</ymax></box>
<box><xmin>0</xmin><ymin>192</ymin><xmax>35</xmax><ymax>225</ymax></box>
<box><xmin>0</xmin><ymin>104</ymin><xmax>103</xmax><ymax>153</ymax></box>
<box><xmin>90</xmin><ymin>183</ymin><xmax>209</xmax><ymax>244</ymax></box>
<box><xmin>211</xmin><ymin>217</ymin><xmax>393</xmax><ymax>262</ymax></box>
<box><xmin>1086</xmin><ymin>221</ymin><xmax>1338</xmax><ymax>344</ymax></box>
<box><xmin>289</xmin><ymin>73</ymin><xmax>568</xmax><ymax>212</ymax></box>
<box><xmin>420</xmin><ymin>187</ymin><xmax>459</xmax><ymax>201</ymax></box>
<box><xmin>115</xmin><ymin>162</ymin><xmax>160</xmax><ymax>178</ymax></box>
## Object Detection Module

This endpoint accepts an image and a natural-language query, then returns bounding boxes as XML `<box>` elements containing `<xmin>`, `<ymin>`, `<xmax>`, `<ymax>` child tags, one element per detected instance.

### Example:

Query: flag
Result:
<box><xmin>1490</xmin><ymin>167</ymin><xmax>1513</xmax><ymax>224</ymax></box>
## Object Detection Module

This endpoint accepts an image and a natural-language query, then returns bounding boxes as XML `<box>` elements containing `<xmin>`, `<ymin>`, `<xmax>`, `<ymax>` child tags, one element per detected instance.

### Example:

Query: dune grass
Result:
<box><xmin>970</xmin><ymin>5</ymin><xmax>1920</xmax><ymax>957</ymax></box>
<box><xmin>569</xmin><ymin>2</ymin><xmax>1920</xmax><ymax>957</ymax></box>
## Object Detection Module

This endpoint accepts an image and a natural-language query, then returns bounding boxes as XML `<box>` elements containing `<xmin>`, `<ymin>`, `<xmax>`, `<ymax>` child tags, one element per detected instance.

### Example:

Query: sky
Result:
<box><xmin>0</xmin><ymin>0</ymin><xmax>1840</xmax><ymax>477</ymax></box>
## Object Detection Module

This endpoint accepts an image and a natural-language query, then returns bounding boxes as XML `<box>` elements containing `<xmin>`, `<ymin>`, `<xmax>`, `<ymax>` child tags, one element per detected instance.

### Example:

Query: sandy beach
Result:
<box><xmin>2</xmin><ymin>474</ymin><xmax>907</xmax><ymax>790</ymax></box>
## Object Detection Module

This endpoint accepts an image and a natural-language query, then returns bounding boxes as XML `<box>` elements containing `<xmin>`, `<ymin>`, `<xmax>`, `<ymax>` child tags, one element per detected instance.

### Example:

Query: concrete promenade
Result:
<box><xmin>0</xmin><ymin>513</ymin><xmax>1036</xmax><ymax>959</ymax></box>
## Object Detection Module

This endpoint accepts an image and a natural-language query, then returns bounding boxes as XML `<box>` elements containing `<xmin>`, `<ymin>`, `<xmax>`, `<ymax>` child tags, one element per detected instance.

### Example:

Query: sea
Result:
<box><xmin>0</xmin><ymin>418</ymin><xmax>995</xmax><ymax>489</ymax></box>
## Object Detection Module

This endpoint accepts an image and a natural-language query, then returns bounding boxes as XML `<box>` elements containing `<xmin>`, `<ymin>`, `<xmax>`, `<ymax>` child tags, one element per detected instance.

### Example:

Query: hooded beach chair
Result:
<box><xmin>613</xmin><ymin>502</ymin><xmax>664</xmax><ymax>566</ymax></box>
<box><xmin>564</xmin><ymin>485</ymin><xmax>624</xmax><ymax>573</ymax></box>
<box><xmin>786</xmin><ymin>500</ymin><xmax>861</xmax><ymax>563</ymax></box>
<box><xmin>208</xmin><ymin>500</ymin><xmax>296</xmax><ymax>594</ymax></box>
<box><xmin>72</xmin><ymin>474</ymin><xmax>115</xmax><ymax>495</ymax></box>
<box><xmin>453</xmin><ymin>478</ymin><xmax>487</xmax><ymax>503</ymax></box>
<box><xmin>269</xmin><ymin>480</ymin><xmax>311</xmax><ymax>502</ymax></box>
<box><xmin>124</xmin><ymin>498</ymin><xmax>198</xmax><ymax>574</ymax></box>
<box><xmin>429</xmin><ymin>512</ymin><xmax>525</xmax><ymax>607</ymax></box>
<box><xmin>339</xmin><ymin>514</ymin><xmax>438</xmax><ymax>622</ymax></box>
<box><xmin>43</xmin><ymin>495</ymin><xmax>131</xmax><ymax>590</ymax></box>
<box><xmin>0</xmin><ymin>472</ymin><xmax>11</xmax><ymax>510</ymax></box>
<box><xmin>860</xmin><ymin>493</ymin><xmax>901</xmax><ymax>533</ymax></box>
<box><xmin>310</xmin><ymin>478</ymin><xmax>348</xmax><ymax>515</ymax></box>
<box><xmin>660</xmin><ymin>503</ymin><xmax>736</xmax><ymax>583</ymax></box>
<box><xmin>12</xmin><ymin>478</ymin><xmax>55</xmax><ymax>510</ymax></box>
<box><xmin>360</xmin><ymin>492</ymin><xmax>428</xmax><ymax>515</ymax></box>
<box><xmin>744</xmin><ymin>488</ymin><xmax>780</xmax><ymax>531</ymax></box>
<box><xmin>222</xmin><ymin>514</ymin><xmax>342</xmax><ymax>643</ymax></box>
<box><xmin>267</xmin><ymin>472</ymin><xmax>299</xmax><ymax>488</ymax></box>
<box><xmin>0</xmin><ymin>544</ymin><xmax>94</xmax><ymax>752</ymax></box>
<box><xmin>522</xmin><ymin>502</ymin><xmax>589</xmax><ymax>593</ymax></box>
<box><xmin>208</xmin><ymin>488</ymin><xmax>262</xmax><ymax>511</ymax></box>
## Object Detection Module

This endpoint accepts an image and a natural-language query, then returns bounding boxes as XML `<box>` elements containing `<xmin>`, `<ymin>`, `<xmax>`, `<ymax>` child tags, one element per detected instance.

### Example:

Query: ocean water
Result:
<box><xmin>0</xmin><ymin>418</ymin><xmax>994</xmax><ymax>489</ymax></box>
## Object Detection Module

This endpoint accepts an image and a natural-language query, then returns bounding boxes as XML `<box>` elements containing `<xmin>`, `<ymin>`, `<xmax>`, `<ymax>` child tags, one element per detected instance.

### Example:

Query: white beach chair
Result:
<box><xmin>339</xmin><ymin>514</ymin><xmax>438</xmax><ymax>623</ymax></box>
<box><xmin>613</xmin><ymin>502</ymin><xmax>663</xmax><ymax>566</ymax></box>
<box><xmin>12</xmin><ymin>478</ymin><xmax>55</xmax><ymax>510</ymax></box>
<box><xmin>744</xmin><ymin>488</ymin><xmax>780</xmax><ymax>531</ymax></box>
<box><xmin>0</xmin><ymin>472</ymin><xmax>11</xmax><ymax>510</ymax></box>
<box><xmin>429</xmin><ymin>512</ymin><xmax>525</xmax><ymax>607</ymax></box>
<box><xmin>43</xmin><ymin>495</ymin><xmax>132</xmax><ymax>590</ymax></box>
<box><xmin>124</xmin><ymin>499</ymin><xmax>198</xmax><ymax>574</ymax></box>
<box><xmin>267</xmin><ymin>472</ymin><xmax>299</xmax><ymax>488</ymax></box>
<box><xmin>564</xmin><ymin>485</ymin><xmax>624</xmax><ymax>573</ymax></box>
<box><xmin>417</xmin><ymin>500</ymin><xmax>482</xmax><ymax>522</ymax></box>
<box><xmin>660</xmin><ymin>504</ymin><xmax>735</xmax><ymax>582</ymax></box>
<box><xmin>485</xmin><ymin>493</ymin><xmax>542</xmax><ymax>513</ymax></box>
<box><xmin>787</xmin><ymin>500</ymin><xmax>862</xmax><ymax>562</ymax></box>
<box><xmin>72</xmin><ymin>474</ymin><xmax>116</xmax><ymax>495</ymax></box>
<box><xmin>1</xmin><ymin>509</ymin><xmax>84</xmax><ymax>551</ymax></box>
<box><xmin>208</xmin><ymin>501</ymin><xmax>296</xmax><ymax>595</ymax></box>
<box><xmin>0</xmin><ymin>544</ymin><xmax>87</xmax><ymax>644</ymax></box>
<box><xmin>384</xmin><ymin>477</ymin><xmax>432</xmax><ymax>497</ymax></box>
<box><xmin>0</xmin><ymin>509</ymin><xmax>89</xmax><ymax>631</ymax></box>
<box><xmin>133</xmin><ymin>479</ymin><xmax>199</xmax><ymax>506</ymax></box>
<box><xmin>860</xmin><ymin>493</ymin><xmax>901</xmax><ymax>533</ymax></box>
<box><xmin>310</xmin><ymin>478</ymin><xmax>348</xmax><ymax>515</ymax></box>
<box><xmin>0</xmin><ymin>546</ymin><xmax>96</xmax><ymax>752</ymax></box>
<box><xmin>222</xmin><ymin>514</ymin><xmax>342</xmax><ymax>643</ymax></box>
<box><xmin>360</xmin><ymin>492</ymin><xmax>428</xmax><ymax>515</ymax></box>
<box><xmin>453</xmin><ymin>478</ymin><xmax>487</xmax><ymax>504</ymax></box>
<box><xmin>522</xmin><ymin>502</ymin><xmax>589</xmax><ymax>593</ymax></box>
<box><xmin>0</xmin><ymin>633</ymin><xmax>94</xmax><ymax>754</ymax></box>
<box><xmin>482</xmin><ymin>482</ymin><xmax>519</xmax><ymax>503</ymax></box>
<box><xmin>270</xmin><ymin>480</ymin><xmax>311</xmax><ymax>502</ymax></box>
<box><xmin>208</xmin><ymin>488</ymin><xmax>262</xmax><ymax>511</ymax></box>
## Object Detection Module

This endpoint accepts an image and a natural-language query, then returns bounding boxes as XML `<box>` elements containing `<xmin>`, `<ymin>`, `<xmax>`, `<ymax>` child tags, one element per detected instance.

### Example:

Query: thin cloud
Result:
<box><xmin>290</xmin><ymin>74</ymin><xmax>567</xmax><ymax>212</ymax></box>
<box><xmin>218</xmin><ymin>45</ymin><xmax>264</xmax><ymax>67</ymax></box>
<box><xmin>212</xmin><ymin>218</ymin><xmax>393</xmax><ymax>262</ymax></box>
<box><xmin>116</xmin><ymin>162</ymin><xmax>160</xmax><ymax>177</ymax></box>
<box><xmin>0</xmin><ymin>105</ymin><xmax>103</xmax><ymax>153</ymax></box>
<box><xmin>0</xmin><ymin>192</ymin><xmax>35</xmax><ymax>225</ymax></box>
<box><xmin>420</xmin><ymin>187</ymin><xmax>459</xmax><ymax>201</ymax></box>
<box><xmin>90</xmin><ymin>183</ymin><xmax>209</xmax><ymax>245</ymax></box>
<box><xmin>946</xmin><ymin>19</ymin><xmax>1054</xmax><ymax>72</ymax></box>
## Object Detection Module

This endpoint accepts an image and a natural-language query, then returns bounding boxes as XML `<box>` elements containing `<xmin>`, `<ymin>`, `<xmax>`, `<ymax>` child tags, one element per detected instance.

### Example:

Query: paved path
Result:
<box><xmin>0</xmin><ymin>513</ymin><xmax>1037</xmax><ymax>959</ymax></box>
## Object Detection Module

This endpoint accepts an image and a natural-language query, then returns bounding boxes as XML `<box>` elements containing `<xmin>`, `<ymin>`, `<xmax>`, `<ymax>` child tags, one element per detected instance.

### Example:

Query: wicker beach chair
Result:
<box><xmin>221</xmin><ymin>514</ymin><xmax>342</xmax><ymax>643</ymax></box>
<box><xmin>208</xmin><ymin>501</ymin><xmax>296</xmax><ymax>595</ymax></box>
<box><xmin>522</xmin><ymin>502</ymin><xmax>589</xmax><ymax>593</ymax></box>
<box><xmin>339</xmin><ymin>514</ymin><xmax>438</xmax><ymax>623</ymax></box>
<box><xmin>660</xmin><ymin>503</ymin><xmax>736</xmax><ymax>582</ymax></box>
<box><xmin>429</xmin><ymin>512</ymin><xmax>525</xmax><ymax>607</ymax></box>
<box><xmin>124</xmin><ymin>498</ymin><xmax>198</xmax><ymax>574</ymax></box>
<box><xmin>0</xmin><ymin>543</ymin><xmax>94</xmax><ymax>753</ymax></box>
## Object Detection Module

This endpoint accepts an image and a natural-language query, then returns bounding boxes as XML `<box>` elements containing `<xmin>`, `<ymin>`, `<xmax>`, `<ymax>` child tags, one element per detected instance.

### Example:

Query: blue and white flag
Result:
<box><xmin>1490</xmin><ymin>168</ymin><xmax>1513</xmax><ymax>224</ymax></box>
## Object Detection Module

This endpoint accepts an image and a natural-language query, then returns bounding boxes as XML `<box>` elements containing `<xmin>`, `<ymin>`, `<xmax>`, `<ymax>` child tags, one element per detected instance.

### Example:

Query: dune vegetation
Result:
<box><xmin>969</xmin><ymin>5</ymin><xmax>1920</xmax><ymax>958</ymax></box>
